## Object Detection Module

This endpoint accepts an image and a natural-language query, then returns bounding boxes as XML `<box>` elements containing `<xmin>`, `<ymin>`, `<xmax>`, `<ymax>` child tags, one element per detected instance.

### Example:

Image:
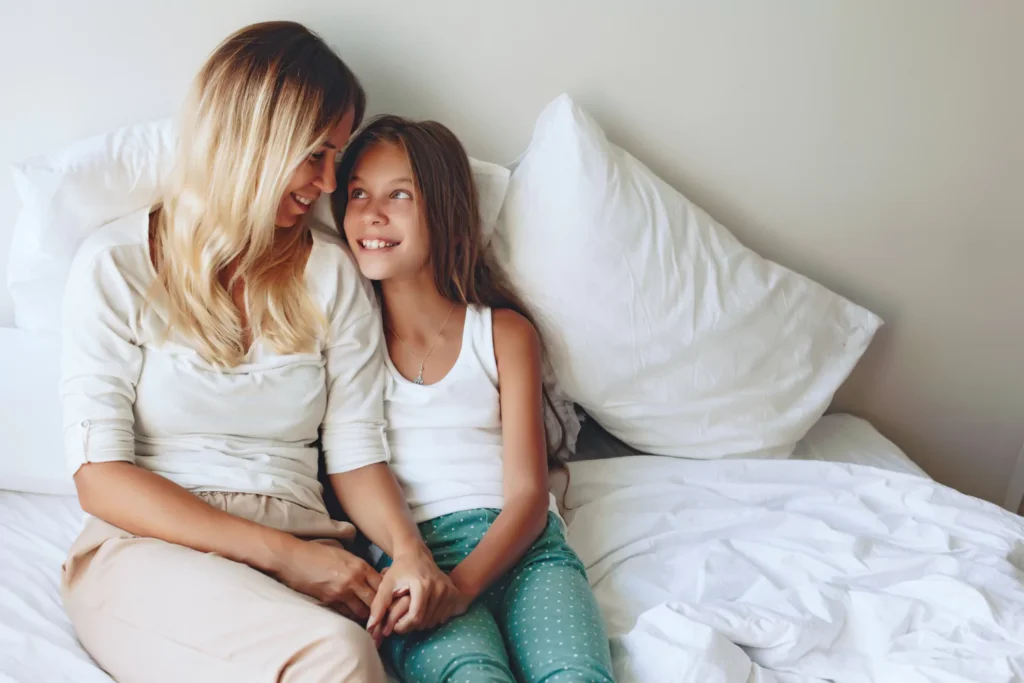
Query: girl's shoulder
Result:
<box><xmin>491</xmin><ymin>308</ymin><xmax>541</xmax><ymax>366</ymax></box>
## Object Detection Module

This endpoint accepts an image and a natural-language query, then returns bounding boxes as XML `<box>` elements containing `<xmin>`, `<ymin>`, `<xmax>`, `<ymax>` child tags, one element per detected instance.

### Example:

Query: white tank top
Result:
<box><xmin>383</xmin><ymin>304</ymin><xmax>559</xmax><ymax>523</ymax></box>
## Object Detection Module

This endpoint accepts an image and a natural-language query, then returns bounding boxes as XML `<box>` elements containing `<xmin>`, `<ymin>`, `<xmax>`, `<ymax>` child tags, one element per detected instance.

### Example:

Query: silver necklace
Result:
<box><xmin>387</xmin><ymin>302</ymin><xmax>457</xmax><ymax>385</ymax></box>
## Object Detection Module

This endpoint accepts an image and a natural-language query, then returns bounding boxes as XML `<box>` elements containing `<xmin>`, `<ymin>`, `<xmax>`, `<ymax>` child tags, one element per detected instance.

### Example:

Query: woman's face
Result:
<box><xmin>275</xmin><ymin>109</ymin><xmax>356</xmax><ymax>228</ymax></box>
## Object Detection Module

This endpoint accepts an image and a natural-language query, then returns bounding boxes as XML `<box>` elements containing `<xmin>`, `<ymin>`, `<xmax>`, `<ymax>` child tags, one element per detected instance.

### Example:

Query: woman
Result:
<box><xmin>59</xmin><ymin>21</ymin><xmax>456</xmax><ymax>683</ymax></box>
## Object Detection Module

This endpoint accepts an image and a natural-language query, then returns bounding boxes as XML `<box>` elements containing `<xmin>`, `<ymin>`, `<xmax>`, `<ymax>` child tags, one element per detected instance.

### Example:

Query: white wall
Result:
<box><xmin>1</xmin><ymin>0</ymin><xmax>1021</xmax><ymax>506</ymax></box>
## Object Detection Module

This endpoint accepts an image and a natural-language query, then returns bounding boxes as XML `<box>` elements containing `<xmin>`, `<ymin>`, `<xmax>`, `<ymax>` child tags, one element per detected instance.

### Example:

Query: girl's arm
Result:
<box><xmin>319</xmin><ymin>262</ymin><xmax>456</xmax><ymax>637</ymax></box>
<box><xmin>330</xmin><ymin>463</ymin><xmax>460</xmax><ymax>638</ymax></box>
<box><xmin>447</xmin><ymin>309</ymin><xmax>552</xmax><ymax>603</ymax></box>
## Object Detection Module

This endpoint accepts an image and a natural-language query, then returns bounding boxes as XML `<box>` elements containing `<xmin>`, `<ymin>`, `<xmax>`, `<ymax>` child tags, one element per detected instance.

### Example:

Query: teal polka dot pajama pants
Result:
<box><xmin>375</xmin><ymin>509</ymin><xmax>614</xmax><ymax>682</ymax></box>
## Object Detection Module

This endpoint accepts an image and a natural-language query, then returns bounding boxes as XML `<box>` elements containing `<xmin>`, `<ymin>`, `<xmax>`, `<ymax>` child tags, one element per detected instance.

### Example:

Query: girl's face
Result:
<box><xmin>343</xmin><ymin>142</ymin><xmax>431</xmax><ymax>282</ymax></box>
<box><xmin>275</xmin><ymin>109</ymin><xmax>355</xmax><ymax>228</ymax></box>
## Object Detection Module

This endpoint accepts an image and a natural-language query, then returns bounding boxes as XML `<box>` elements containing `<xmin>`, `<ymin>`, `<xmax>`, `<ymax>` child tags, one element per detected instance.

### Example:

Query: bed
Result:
<box><xmin>3</xmin><ymin>82</ymin><xmax>1022</xmax><ymax>682</ymax></box>
<box><xmin>5</xmin><ymin>414</ymin><xmax>1021</xmax><ymax>682</ymax></box>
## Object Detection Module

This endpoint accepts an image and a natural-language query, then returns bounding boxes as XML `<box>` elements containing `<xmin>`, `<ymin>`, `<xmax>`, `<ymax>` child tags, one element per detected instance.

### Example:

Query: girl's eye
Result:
<box><xmin>391</xmin><ymin>190</ymin><xmax>412</xmax><ymax>200</ymax></box>
<box><xmin>350</xmin><ymin>189</ymin><xmax>367</xmax><ymax>199</ymax></box>
<box><xmin>309</xmin><ymin>152</ymin><xmax>325</xmax><ymax>162</ymax></box>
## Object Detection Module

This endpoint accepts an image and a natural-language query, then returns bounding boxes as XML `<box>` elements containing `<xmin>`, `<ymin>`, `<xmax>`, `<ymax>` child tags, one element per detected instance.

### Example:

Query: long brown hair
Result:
<box><xmin>151</xmin><ymin>21</ymin><xmax>366</xmax><ymax>366</ymax></box>
<box><xmin>332</xmin><ymin>115</ymin><xmax>567</xmax><ymax>465</ymax></box>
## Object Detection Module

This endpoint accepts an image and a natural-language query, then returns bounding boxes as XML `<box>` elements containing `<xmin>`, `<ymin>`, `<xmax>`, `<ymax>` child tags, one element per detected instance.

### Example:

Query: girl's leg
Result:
<box><xmin>377</xmin><ymin>509</ymin><xmax>515</xmax><ymax>683</ymax></box>
<box><xmin>496</xmin><ymin>515</ymin><xmax>615</xmax><ymax>682</ymax></box>
<box><xmin>384</xmin><ymin>603</ymin><xmax>515</xmax><ymax>683</ymax></box>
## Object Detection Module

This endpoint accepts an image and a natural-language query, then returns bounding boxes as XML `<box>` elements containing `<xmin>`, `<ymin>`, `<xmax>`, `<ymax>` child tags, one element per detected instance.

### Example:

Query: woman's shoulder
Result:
<box><xmin>306</xmin><ymin>218</ymin><xmax>377</xmax><ymax>321</ymax></box>
<box><xmin>306</xmin><ymin>219</ymin><xmax>360</xmax><ymax>281</ymax></box>
<box><xmin>68</xmin><ymin>208</ymin><xmax>153</xmax><ymax>289</ymax></box>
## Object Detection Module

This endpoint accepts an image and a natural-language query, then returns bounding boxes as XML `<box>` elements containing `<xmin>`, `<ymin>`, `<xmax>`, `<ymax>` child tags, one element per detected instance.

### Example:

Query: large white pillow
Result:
<box><xmin>7</xmin><ymin>120</ymin><xmax>511</xmax><ymax>334</ymax></box>
<box><xmin>495</xmin><ymin>94</ymin><xmax>882</xmax><ymax>459</ymax></box>
<box><xmin>0</xmin><ymin>327</ymin><xmax>73</xmax><ymax>495</ymax></box>
<box><xmin>8</xmin><ymin>120</ymin><xmax>178</xmax><ymax>332</ymax></box>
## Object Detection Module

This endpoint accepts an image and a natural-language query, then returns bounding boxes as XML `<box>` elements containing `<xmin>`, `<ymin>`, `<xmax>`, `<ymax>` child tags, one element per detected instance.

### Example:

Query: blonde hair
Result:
<box><xmin>150</xmin><ymin>21</ymin><xmax>365</xmax><ymax>366</ymax></box>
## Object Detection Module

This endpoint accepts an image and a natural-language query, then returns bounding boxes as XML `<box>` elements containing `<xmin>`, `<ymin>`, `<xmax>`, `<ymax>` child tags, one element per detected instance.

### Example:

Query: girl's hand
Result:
<box><xmin>372</xmin><ymin>586</ymin><xmax>474</xmax><ymax>646</ymax></box>
<box><xmin>448</xmin><ymin>588</ymin><xmax>473</xmax><ymax>620</ymax></box>
<box><xmin>273</xmin><ymin>538</ymin><xmax>382</xmax><ymax>622</ymax></box>
<box><xmin>367</xmin><ymin>548</ymin><xmax>459</xmax><ymax>636</ymax></box>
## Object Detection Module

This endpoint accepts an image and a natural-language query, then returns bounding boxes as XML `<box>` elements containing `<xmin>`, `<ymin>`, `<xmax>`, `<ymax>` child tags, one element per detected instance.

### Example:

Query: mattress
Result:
<box><xmin>575</xmin><ymin>411</ymin><xmax>929</xmax><ymax>478</ymax></box>
<box><xmin>3</xmin><ymin>418</ymin><xmax>1019</xmax><ymax>683</ymax></box>
<box><xmin>790</xmin><ymin>413</ymin><xmax>928</xmax><ymax>478</ymax></box>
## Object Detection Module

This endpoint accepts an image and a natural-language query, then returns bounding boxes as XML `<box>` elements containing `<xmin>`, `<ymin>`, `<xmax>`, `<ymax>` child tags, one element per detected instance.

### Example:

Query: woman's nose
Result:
<box><xmin>315</xmin><ymin>159</ymin><xmax>338</xmax><ymax>194</ymax></box>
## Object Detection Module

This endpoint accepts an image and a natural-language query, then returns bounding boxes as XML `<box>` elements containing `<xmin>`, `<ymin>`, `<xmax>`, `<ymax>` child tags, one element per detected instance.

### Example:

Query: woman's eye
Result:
<box><xmin>309</xmin><ymin>152</ymin><xmax>325</xmax><ymax>162</ymax></box>
<box><xmin>392</xmin><ymin>190</ymin><xmax>412</xmax><ymax>200</ymax></box>
<box><xmin>350</xmin><ymin>189</ymin><xmax>367</xmax><ymax>199</ymax></box>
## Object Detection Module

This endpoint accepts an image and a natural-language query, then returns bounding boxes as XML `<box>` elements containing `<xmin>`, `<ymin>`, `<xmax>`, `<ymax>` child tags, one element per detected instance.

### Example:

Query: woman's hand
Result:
<box><xmin>366</xmin><ymin>548</ymin><xmax>460</xmax><ymax>638</ymax></box>
<box><xmin>273</xmin><ymin>538</ymin><xmax>382</xmax><ymax>623</ymax></box>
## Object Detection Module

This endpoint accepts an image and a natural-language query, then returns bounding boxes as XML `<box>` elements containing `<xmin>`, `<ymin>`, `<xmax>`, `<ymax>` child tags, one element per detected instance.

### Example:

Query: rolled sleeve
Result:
<box><xmin>320</xmin><ymin>279</ymin><xmax>390</xmax><ymax>474</ymax></box>
<box><xmin>60</xmin><ymin>245</ymin><xmax>142</xmax><ymax>474</ymax></box>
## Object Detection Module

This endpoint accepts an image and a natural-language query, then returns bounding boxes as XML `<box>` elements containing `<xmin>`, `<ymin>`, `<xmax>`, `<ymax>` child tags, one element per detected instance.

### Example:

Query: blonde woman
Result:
<box><xmin>59</xmin><ymin>22</ymin><xmax>457</xmax><ymax>683</ymax></box>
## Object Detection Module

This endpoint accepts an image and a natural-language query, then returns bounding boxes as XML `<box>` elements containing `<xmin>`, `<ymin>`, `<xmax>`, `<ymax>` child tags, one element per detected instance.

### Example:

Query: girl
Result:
<box><xmin>59</xmin><ymin>23</ymin><xmax>457</xmax><ymax>683</ymax></box>
<box><xmin>334</xmin><ymin>116</ymin><xmax>615</xmax><ymax>682</ymax></box>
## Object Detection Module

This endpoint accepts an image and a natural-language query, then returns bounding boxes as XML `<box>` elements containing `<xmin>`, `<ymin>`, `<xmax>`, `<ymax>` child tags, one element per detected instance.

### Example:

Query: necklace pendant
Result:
<box><xmin>413</xmin><ymin>367</ymin><xmax>424</xmax><ymax>385</ymax></box>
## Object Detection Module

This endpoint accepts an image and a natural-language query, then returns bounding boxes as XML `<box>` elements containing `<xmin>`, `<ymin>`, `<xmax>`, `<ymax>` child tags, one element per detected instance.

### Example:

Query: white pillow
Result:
<box><xmin>8</xmin><ymin>120</ymin><xmax>510</xmax><ymax>334</ymax></box>
<box><xmin>8</xmin><ymin>120</ymin><xmax>178</xmax><ymax>332</ymax></box>
<box><xmin>0</xmin><ymin>327</ymin><xmax>73</xmax><ymax>495</ymax></box>
<box><xmin>495</xmin><ymin>94</ymin><xmax>882</xmax><ymax>459</ymax></box>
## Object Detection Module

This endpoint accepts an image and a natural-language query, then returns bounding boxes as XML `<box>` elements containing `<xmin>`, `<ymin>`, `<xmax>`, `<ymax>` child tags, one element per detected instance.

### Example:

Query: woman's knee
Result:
<box><xmin>281</xmin><ymin>615</ymin><xmax>385</xmax><ymax>683</ymax></box>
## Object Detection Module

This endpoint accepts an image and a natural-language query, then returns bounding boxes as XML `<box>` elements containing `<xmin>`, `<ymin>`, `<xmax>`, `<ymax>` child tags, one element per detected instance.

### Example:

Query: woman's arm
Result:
<box><xmin>73</xmin><ymin>462</ymin><xmax>382</xmax><ymax>620</ymax></box>
<box><xmin>447</xmin><ymin>309</ymin><xmax>552</xmax><ymax>603</ymax></box>
<box><xmin>74</xmin><ymin>463</ymin><xmax>382</xmax><ymax>620</ymax></box>
<box><xmin>75</xmin><ymin>462</ymin><xmax>290</xmax><ymax>570</ymax></box>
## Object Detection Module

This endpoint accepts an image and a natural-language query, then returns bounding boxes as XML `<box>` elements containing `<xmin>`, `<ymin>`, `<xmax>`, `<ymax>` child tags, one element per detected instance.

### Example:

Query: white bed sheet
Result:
<box><xmin>2</xmin><ymin>421</ymin><xmax>1020</xmax><ymax>683</ymax></box>
<box><xmin>0</xmin><ymin>492</ymin><xmax>110</xmax><ymax>683</ymax></box>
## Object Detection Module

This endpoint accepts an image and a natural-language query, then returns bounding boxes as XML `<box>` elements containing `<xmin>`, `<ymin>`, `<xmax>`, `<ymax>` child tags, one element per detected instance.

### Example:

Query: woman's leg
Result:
<box><xmin>62</xmin><ymin>517</ymin><xmax>385</xmax><ymax>683</ymax></box>
<box><xmin>496</xmin><ymin>515</ymin><xmax>615</xmax><ymax>682</ymax></box>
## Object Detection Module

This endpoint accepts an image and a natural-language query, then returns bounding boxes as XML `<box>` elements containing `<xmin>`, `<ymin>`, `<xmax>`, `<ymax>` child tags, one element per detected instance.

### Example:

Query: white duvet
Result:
<box><xmin>562</xmin><ymin>457</ymin><xmax>1024</xmax><ymax>682</ymax></box>
<box><xmin>2</xmin><ymin>454</ymin><xmax>1023</xmax><ymax>682</ymax></box>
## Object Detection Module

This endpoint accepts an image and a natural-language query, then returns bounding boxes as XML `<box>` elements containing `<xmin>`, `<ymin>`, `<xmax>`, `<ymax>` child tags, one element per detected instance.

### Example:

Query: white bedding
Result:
<box><xmin>576</xmin><ymin>411</ymin><xmax>929</xmax><ymax>479</ymax></box>
<box><xmin>0</xmin><ymin>492</ymin><xmax>109</xmax><ymax>683</ymax></box>
<box><xmin>565</xmin><ymin>458</ymin><xmax>1024</xmax><ymax>682</ymax></box>
<box><xmin>790</xmin><ymin>413</ymin><xmax>929</xmax><ymax>478</ymax></box>
<box><xmin>2</xmin><ymin>430</ymin><xmax>1021</xmax><ymax>682</ymax></box>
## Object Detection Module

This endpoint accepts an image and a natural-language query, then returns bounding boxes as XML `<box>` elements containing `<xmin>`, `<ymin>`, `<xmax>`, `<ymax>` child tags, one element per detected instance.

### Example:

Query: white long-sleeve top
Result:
<box><xmin>59</xmin><ymin>208</ymin><xmax>390</xmax><ymax>512</ymax></box>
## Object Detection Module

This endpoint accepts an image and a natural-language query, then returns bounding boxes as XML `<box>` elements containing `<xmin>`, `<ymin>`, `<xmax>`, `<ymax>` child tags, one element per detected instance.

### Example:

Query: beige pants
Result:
<box><xmin>61</xmin><ymin>492</ymin><xmax>386</xmax><ymax>683</ymax></box>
